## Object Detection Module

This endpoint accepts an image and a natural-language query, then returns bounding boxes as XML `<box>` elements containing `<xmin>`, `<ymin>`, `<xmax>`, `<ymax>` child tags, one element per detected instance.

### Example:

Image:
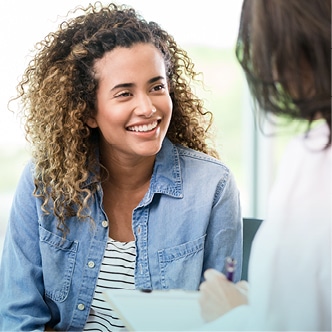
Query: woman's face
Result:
<box><xmin>87</xmin><ymin>43</ymin><xmax>172</xmax><ymax>162</ymax></box>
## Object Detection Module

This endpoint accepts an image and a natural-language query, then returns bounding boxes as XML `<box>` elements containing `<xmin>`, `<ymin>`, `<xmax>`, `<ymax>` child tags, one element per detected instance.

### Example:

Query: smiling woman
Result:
<box><xmin>0</xmin><ymin>2</ymin><xmax>242</xmax><ymax>331</ymax></box>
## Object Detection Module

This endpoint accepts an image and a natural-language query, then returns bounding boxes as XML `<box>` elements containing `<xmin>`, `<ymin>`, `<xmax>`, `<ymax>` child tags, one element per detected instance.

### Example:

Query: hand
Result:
<box><xmin>199</xmin><ymin>269</ymin><xmax>249</xmax><ymax>322</ymax></box>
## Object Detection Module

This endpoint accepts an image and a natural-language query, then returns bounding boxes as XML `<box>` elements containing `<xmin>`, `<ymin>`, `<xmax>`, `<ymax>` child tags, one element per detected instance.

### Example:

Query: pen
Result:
<box><xmin>225</xmin><ymin>257</ymin><xmax>237</xmax><ymax>282</ymax></box>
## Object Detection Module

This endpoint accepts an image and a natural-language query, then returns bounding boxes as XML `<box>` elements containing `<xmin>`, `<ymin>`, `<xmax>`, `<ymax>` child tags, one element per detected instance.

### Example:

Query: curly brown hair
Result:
<box><xmin>13</xmin><ymin>2</ymin><xmax>218</xmax><ymax>233</ymax></box>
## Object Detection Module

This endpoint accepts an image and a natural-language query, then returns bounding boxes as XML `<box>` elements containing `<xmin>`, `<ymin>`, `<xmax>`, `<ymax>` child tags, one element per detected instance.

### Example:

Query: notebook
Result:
<box><xmin>102</xmin><ymin>289</ymin><xmax>205</xmax><ymax>331</ymax></box>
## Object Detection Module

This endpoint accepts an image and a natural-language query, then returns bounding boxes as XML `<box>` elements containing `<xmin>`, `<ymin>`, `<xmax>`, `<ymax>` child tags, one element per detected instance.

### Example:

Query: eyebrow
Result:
<box><xmin>110</xmin><ymin>76</ymin><xmax>166</xmax><ymax>91</ymax></box>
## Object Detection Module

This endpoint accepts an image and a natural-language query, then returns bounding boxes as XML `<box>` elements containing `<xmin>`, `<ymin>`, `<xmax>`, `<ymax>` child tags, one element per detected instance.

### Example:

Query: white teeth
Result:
<box><xmin>128</xmin><ymin>120</ymin><xmax>158</xmax><ymax>132</ymax></box>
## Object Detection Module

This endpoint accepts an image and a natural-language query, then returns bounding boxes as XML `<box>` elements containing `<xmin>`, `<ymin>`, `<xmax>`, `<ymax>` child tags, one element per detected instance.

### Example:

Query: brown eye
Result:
<box><xmin>152</xmin><ymin>83</ymin><xmax>166</xmax><ymax>92</ymax></box>
<box><xmin>115</xmin><ymin>91</ymin><xmax>132</xmax><ymax>98</ymax></box>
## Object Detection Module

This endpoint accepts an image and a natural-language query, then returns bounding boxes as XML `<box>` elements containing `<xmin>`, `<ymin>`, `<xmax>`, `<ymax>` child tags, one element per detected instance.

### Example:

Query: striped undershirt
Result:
<box><xmin>83</xmin><ymin>238</ymin><xmax>136</xmax><ymax>331</ymax></box>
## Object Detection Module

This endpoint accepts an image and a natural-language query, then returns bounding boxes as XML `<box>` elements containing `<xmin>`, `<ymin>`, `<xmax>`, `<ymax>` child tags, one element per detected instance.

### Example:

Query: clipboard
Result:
<box><xmin>102</xmin><ymin>289</ymin><xmax>205</xmax><ymax>331</ymax></box>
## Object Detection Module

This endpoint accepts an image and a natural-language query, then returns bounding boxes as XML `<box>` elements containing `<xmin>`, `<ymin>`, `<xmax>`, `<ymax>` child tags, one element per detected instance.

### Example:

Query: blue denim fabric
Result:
<box><xmin>0</xmin><ymin>138</ymin><xmax>242</xmax><ymax>331</ymax></box>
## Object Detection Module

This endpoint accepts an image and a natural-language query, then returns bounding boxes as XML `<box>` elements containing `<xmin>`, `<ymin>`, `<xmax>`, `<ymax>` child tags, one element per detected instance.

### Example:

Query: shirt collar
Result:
<box><xmin>142</xmin><ymin>137</ymin><xmax>184</xmax><ymax>203</ymax></box>
<box><xmin>83</xmin><ymin>137</ymin><xmax>184</xmax><ymax>202</ymax></box>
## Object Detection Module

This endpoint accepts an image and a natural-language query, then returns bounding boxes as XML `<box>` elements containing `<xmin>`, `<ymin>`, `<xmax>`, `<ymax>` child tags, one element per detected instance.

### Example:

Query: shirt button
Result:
<box><xmin>102</xmin><ymin>220</ymin><xmax>108</xmax><ymax>228</ymax></box>
<box><xmin>88</xmin><ymin>261</ymin><xmax>95</xmax><ymax>268</ymax></box>
<box><xmin>77</xmin><ymin>303</ymin><xmax>85</xmax><ymax>311</ymax></box>
<box><xmin>137</xmin><ymin>226</ymin><xmax>141</xmax><ymax>235</ymax></box>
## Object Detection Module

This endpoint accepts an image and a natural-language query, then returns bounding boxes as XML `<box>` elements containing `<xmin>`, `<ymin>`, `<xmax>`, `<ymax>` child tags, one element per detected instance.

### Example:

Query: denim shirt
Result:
<box><xmin>0</xmin><ymin>138</ymin><xmax>242</xmax><ymax>331</ymax></box>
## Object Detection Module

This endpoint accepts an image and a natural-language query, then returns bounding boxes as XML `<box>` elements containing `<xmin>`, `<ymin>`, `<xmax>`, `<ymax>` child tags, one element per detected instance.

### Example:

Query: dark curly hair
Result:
<box><xmin>13</xmin><ymin>2</ymin><xmax>218</xmax><ymax>233</ymax></box>
<box><xmin>236</xmin><ymin>0</ymin><xmax>331</xmax><ymax>147</ymax></box>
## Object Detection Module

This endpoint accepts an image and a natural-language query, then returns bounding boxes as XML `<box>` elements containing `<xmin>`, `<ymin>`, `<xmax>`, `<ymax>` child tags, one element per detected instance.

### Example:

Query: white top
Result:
<box><xmin>84</xmin><ymin>238</ymin><xmax>136</xmax><ymax>331</ymax></box>
<box><xmin>203</xmin><ymin>122</ymin><xmax>331</xmax><ymax>331</ymax></box>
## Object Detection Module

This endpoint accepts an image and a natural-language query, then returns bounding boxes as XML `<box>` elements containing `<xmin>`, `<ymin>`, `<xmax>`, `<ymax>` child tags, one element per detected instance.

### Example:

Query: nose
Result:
<box><xmin>146</xmin><ymin>107</ymin><xmax>157</xmax><ymax>118</ymax></box>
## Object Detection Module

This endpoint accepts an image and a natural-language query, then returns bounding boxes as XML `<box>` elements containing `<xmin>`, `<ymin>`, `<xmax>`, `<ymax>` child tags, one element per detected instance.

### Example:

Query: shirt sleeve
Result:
<box><xmin>0</xmin><ymin>162</ymin><xmax>51</xmax><ymax>330</ymax></box>
<box><xmin>203</xmin><ymin>169</ymin><xmax>243</xmax><ymax>282</ymax></box>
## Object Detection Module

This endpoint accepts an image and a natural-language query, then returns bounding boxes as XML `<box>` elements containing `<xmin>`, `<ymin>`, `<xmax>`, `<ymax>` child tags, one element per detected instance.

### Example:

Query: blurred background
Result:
<box><xmin>0</xmin><ymin>0</ymin><xmax>300</xmax><ymax>258</ymax></box>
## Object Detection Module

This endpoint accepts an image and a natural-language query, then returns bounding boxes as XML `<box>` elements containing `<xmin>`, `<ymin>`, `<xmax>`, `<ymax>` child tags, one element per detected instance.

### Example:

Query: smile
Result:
<box><xmin>127</xmin><ymin>120</ymin><xmax>159</xmax><ymax>133</ymax></box>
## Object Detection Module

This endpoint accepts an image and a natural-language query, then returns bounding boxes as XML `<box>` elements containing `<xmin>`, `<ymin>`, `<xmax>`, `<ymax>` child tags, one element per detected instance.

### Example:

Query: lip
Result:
<box><xmin>126</xmin><ymin>119</ymin><xmax>160</xmax><ymax>133</ymax></box>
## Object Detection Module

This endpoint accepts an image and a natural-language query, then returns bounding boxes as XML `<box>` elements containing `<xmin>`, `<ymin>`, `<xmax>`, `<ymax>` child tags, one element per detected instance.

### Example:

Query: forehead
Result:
<box><xmin>94</xmin><ymin>43</ymin><xmax>166</xmax><ymax>83</ymax></box>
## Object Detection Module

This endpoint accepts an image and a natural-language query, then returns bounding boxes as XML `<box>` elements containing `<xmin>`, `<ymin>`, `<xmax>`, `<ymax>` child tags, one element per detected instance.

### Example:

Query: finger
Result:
<box><xmin>203</xmin><ymin>269</ymin><xmax>226</xmax><ymax>281</ymax></box>
<box><xmin>236</xmin><ymin>280</ymin><xmax>249</xmax><ymax>291</ymax></box>
<box><xmin>199</xmin><ymin>281</ymin><xmax>207</xmax><ymax>291</ymax></box>
<box><xmin>199</xmin><ymin>280</ymin><xmax>220</xmax><ymax>296</ymax></box>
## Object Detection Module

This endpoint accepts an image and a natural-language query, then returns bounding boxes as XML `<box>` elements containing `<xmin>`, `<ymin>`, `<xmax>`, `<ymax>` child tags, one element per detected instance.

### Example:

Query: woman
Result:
<box><xmin>0</xmin><ymin>2</ymin><xmax>242</xmax><ymax>331</ymax></box>
<box><xmin>199</xmin><ymin>0</ymin><xmax>331</xmax><ymax>330</ymax></box>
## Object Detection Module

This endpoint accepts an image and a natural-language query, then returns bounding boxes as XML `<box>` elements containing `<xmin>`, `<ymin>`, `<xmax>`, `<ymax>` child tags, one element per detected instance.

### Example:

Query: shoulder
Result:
<box><xmin>174</xmin><ymin>144</ymin><xmax>238</xmax><ymax>192</ymax></box>
<box><xmin>175</xmin><ymin>143</ymin><xmax>228</xmax><ymax>170</ymax></box>
<box><xmin>159</xmin><ymin>138</ymin><xmax>236</xmax><ymax>185</ymax></box>
<box><xmin>279</xmin><ymin>122</ymin><xmax>331</xmax><ymax>174</ymax></box>
<box><xmin>17</xmin><ymin>159</ymin><xmax>35</xmax><ymax>184</ymax></box>
<box><xmin>11</xmin><ymin>159</ymin><xmax>36</xmax><ymax>197</ymax></box>
<box><xmin>287</xmin><ymin>121</ymin><xmax>331</xmax><ymax>153</ymax></box>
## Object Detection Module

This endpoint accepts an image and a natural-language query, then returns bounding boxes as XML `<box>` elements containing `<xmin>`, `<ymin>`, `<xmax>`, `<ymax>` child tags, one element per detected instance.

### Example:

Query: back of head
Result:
<box><xmin>236</xmin><ymin>0</ymin><xmax>331</xmax><ymax>145</ymax></box>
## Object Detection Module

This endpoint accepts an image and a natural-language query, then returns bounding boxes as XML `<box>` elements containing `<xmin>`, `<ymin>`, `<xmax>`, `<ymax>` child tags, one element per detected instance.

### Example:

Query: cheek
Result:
<box><xmin>99</xmin><ymin>113</ymin><xmax>125</xmax><ymax>132</ymax></box>
<box><xmin>95</xmin><ymin>102</ymin><xmax>127</xmax><ymax>126</ymax></box>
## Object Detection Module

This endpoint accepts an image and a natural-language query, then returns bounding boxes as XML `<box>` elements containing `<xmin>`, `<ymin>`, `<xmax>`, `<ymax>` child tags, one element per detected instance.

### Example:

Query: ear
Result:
<box><xmin>86</xmin><ymin>117</ymin><xmax>98</xmax><ymax>128</ymax></box>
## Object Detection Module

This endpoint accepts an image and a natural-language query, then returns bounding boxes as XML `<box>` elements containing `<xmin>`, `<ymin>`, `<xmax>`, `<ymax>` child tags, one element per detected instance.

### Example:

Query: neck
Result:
<box><xmin>101</xmin><ymin>153</ymin><xmax>155</xmax><ymax>191</ymax></box>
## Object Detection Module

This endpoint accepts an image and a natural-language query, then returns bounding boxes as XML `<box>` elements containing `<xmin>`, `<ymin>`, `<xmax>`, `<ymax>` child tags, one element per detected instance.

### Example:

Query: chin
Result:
<box><xmin>136</xmin><ymin>140</ymin><xmax>163</xmax><ymax>157</ymax></box>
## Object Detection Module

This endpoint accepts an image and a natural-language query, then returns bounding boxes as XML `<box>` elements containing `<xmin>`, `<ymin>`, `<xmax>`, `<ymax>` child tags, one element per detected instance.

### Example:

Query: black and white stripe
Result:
<box><xmin>84</xmin><ymin>238</ymin><xmax>136</xmax><ymax>331</ymax></box>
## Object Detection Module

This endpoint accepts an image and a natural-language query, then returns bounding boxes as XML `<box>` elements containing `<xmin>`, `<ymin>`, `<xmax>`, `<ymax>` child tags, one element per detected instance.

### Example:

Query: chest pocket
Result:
<box><xmin>157</xmin><ymin>234</ymin><xmax>206</xmax><ymax>290</ymax></box>
<box><xmin>39</xmin><ymin>226</ymin><xmax>78</xmax><ymax>302</ymax></box>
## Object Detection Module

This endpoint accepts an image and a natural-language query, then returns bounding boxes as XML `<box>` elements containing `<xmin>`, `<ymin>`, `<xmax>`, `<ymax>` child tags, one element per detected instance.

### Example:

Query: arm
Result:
<box><xmin>203</xmin><ymin>170</ymin><xmax>243</xmax><ymax>282</ymax></box>
<box><xmin>0</xmin><ymin>162</ymin><xmax>50</xmax><ymax>330</ymax></box>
